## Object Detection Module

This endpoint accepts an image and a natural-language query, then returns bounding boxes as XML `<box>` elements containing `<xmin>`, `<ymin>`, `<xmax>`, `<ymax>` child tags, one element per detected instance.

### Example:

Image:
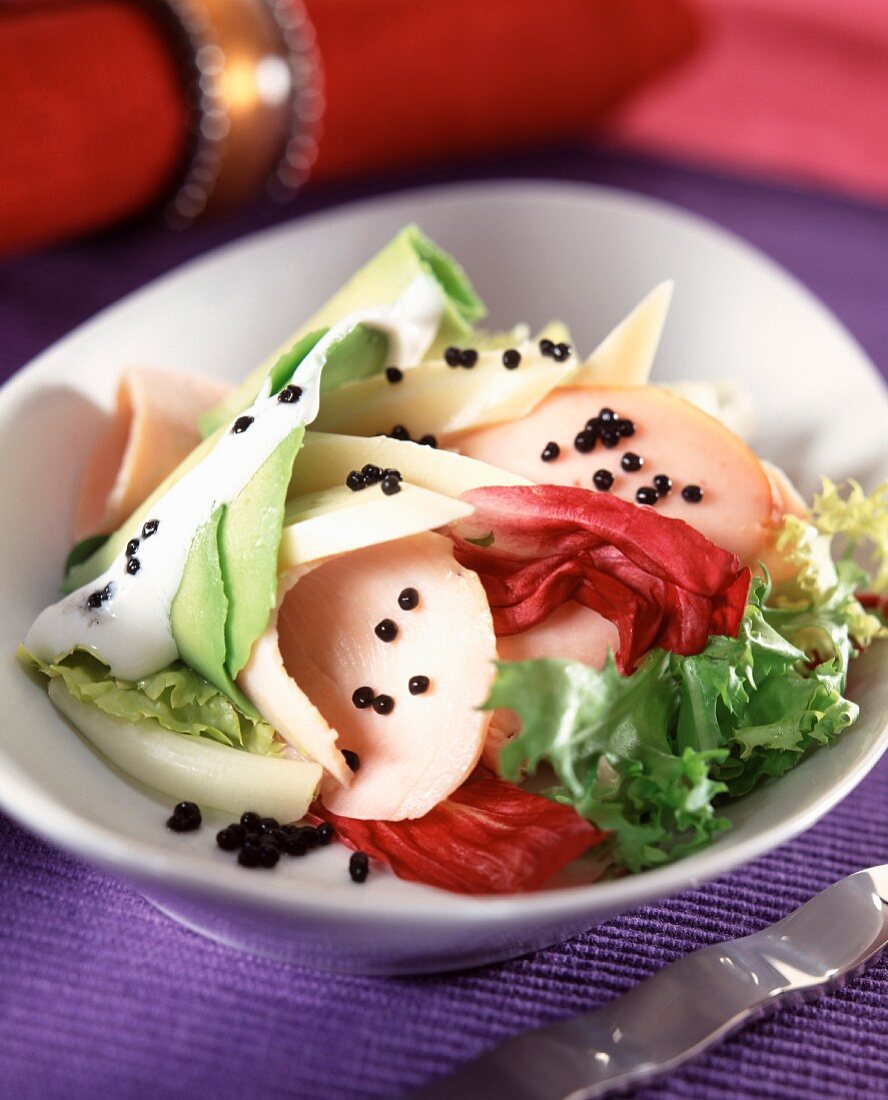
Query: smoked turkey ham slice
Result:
<box><xmin>446</xmin><ymin>384</ymin><xmax>780</xmax><ymax>568</ymax></box>
<box><xmin>73</xmin><ymin>366</ymin><xmax>232</xmax><ymax>540</ymax></box>
<box><xmin>240</xmin><ymin>532</ymin><xmax>497</xmax><ymax>821</ymax></box>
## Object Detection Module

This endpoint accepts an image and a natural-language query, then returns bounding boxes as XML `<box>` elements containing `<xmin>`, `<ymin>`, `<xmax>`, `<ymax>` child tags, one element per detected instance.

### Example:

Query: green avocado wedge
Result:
<box><xmin>197</xmin><ymin>225</ymin><xmax>486</xmax><ymax>437</ymax></box>
<box><xmin>169</xmin><ymin>508</ymin><xmax>254</xmax><ymax>713</ymax></box>
<box><xmin>168</xmin><ymin>427</ymin><xmax>305</xmax><ymax>710</ymax></box>
<box><xmin>219</xmin><ymin>426</ymin><xmax>305</xmax><ymax>679</ymax></box>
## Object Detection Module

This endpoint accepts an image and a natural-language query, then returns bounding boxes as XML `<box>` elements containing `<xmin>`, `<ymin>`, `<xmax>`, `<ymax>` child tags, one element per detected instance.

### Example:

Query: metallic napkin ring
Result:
<box><xmin>151</xmin><ymin>0</ymin><xmax>324</xmax><ymax>226</ymax></box>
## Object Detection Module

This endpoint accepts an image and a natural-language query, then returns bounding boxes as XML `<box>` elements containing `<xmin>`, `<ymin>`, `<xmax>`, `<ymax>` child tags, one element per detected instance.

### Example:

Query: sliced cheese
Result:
<box><xmin>310</xmin><ymin>341</ymin><xmax>577</xmax><ymax>438</ymax></box>
<box><xmin>279</xmin><ymin>481</ymin><xmax>475</xmax><ymax>570</ymax></box>
<box><xmin>291</xmin><ymin>432</ymin><xmax>530</xmax><ymax>498</ymax></box>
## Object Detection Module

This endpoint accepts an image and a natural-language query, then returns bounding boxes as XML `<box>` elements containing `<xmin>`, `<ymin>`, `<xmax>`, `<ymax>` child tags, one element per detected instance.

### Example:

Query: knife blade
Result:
<box><xmin>411</xmin><ymin>865</ymin><xmax>888</xmax><ymax>1100</ymax></box>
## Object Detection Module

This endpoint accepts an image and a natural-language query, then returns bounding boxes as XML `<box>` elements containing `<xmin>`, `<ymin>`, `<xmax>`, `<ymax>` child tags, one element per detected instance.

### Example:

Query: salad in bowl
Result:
<box><xmin>19</xmin><ymin>225</ymin><xmax>888</xmax><ymax>895</ymax></box>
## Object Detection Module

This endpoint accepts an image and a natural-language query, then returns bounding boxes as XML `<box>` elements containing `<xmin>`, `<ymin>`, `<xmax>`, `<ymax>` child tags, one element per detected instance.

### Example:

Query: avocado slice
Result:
<box><xmin>198</xmin><ymin>225</ymin><xmax>486</xmax><ymax>437</ymax></box>
<box><xmin>168</xmin><ymin>427</ymin><xmax>305</xmax><ymax>708</ymax></box>
<box><xmin>169</xmin><ymin>507</ymin><xmax>255</xmax><ymax>714</ymax></box>
<box><xmin>219</xmin><ymin>426</ymin><xmax>305</xmax><ymax>679</ymax></box>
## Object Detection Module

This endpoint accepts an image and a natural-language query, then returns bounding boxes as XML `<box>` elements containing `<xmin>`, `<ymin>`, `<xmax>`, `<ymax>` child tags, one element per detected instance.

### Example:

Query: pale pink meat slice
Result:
<box><xmin>73</xmin><ymin>366</ymin><xmax>231</xmax><ymax>540</ymax></box>
<box><xmin>447</xmin><ymin>385</ymin><xmax>779</xmax><ymax>567</ymax></box>
<box><xmin>275</xmin><ymin>531</ymin><xmax>497</xmax><ymax>821</ymax></box>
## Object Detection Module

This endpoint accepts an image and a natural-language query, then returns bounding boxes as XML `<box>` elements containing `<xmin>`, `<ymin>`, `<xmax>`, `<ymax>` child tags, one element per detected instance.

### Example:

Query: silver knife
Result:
<box><xmin>412</xmin><ymin>865</ymin><xmax>888</xmax><ymax>1100</ymax></box>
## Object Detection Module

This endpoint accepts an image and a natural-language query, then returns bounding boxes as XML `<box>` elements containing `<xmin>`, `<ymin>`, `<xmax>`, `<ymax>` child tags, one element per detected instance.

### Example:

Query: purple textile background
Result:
<box><xmin>1</xmin><ymin>151</ymin><xmax>887</xmax><ymax>1099</ymax></box>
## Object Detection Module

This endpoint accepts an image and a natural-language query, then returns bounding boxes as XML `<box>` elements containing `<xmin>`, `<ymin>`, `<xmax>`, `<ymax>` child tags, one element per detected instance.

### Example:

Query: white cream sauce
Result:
<box><xmin>26</xmin><ymin>275</ymin><xmax>444</xmax><ymax>680</ymax></box>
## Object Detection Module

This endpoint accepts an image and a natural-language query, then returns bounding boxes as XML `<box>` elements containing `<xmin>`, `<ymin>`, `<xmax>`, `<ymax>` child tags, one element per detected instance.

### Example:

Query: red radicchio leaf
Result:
<box><xmin>859</xmin><ymin>592</ymin><xmax>888</xmax><ymax>620</ymax></box>
<box><xmin>451</xmin><ymin>485</ymin><xmax>751</xmax><ymax>673</ymax></box>
<box><xmin>315</xmin><ymin>776</ymin><xmax>606</xmax><ymax>895</ymax></box>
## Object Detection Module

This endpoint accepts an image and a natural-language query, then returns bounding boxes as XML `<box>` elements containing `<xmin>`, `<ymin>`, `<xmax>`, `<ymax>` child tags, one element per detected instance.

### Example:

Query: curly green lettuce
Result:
<box><xmin>486</xmin><ymin>578</ymin><xmax>860</xmax><ymax>873</ymax></box>
<box><xmin>19</xmin><ymin>647</ymin><xmax>277</xmax><ymax>755</ymax></box>
<box><xmin>810</xmin><ymin>477</ymin><xmax>888</xmax><ymax>593</ymax></box>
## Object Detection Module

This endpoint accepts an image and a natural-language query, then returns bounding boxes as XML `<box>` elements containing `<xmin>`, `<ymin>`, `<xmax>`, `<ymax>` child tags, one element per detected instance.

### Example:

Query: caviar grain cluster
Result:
<box><xmin>349</xmin><ymin>587</ymin><xmax>431</xmax><ymax>720</ymax></box>
<box><xmin>164</xmin><ymin>802</ymin><xmax>371</xmax><ymax>882</ymax></box>
<box><xmin>346</xmin><ymin>463</ymin><xmax>403</xmax><ymax>495</ymax></box>
<box><xmin>540</xmin><ymin>405</ymin><xmax>704</xmax><ymax>508</ymax></box>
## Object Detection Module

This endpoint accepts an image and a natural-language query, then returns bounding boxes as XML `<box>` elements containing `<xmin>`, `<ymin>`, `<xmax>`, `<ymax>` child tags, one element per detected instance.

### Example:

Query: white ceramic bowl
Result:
<box><xmin>1</xmin><ymin>182</ymin><xmax>886</xmax><ymax>975</ymax></box>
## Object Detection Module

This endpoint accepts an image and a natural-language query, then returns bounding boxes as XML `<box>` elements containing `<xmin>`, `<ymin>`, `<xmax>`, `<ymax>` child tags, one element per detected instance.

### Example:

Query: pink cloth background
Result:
<box><xmin>607</xmin><ymin>0</ymin><xmax>888</xmax><ymax>202</ymax></box>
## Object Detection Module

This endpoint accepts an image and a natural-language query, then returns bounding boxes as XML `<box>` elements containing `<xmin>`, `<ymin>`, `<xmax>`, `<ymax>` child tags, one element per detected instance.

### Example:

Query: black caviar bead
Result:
<box><xmin>682</xmin><ymin>484</ymin><xmax>704</xmax><ymax>503</ymax></box>
<box><xmin>459</xmin><ymin>349</ymin><xmax>478</xmax><ymax>368</ymax></box>
<box><xmin>408</xmin><ymin>675</ymin><xmax>430</xmax><ymax>695</ymax></box>
<box><xmin>385</xmin><ymin>366</ymin><xmax>403</xmax><ymax>384</ymax></box>
<box><xmin>444</xmin><ymin>346</ymin><xmax>461</xmax><ymax>367</ymax></box>
<box><xmin>502</xmin><ymin>349</ymin><xmax>521</xmax><ymax>370</ymax></box>
<box><xmin>538</xmin><ymin>338</ymin><xmax>555</xmax><ymax>358</ymax></box>
<box><xmin>390</xmin><ymin>425</ymin><xmax>410</xmax><ymax>441</ymax></box>
<box><xmin>258</xmin><ymin>845</ymin><xmax>280</xmax><ymax>868</ymax></box>
<box><xmin>126</xmin><ymin>557</ymin><xmax>141</xmax><ymax>575</ymax></box>
<box><xmin>653</xmin><ymin>474</ymin><xmax>672</xmax><ymax>497</ymax></box>
<box><xmin>374</xmin><ymin>618</ymin><xmax>398</xmax><ymax>642</ymax></box>
<box><xmin>232</xmin><ymin>415</ymin><xmax>254</xmax><ymax>434</ymax></box>
<box><xmin>599</xmin><ymin>408</ymin><xmax>616</xmax><ymax>422</ymax></box>
<box><xmin>574</xmin><ymin>430</ymin><xmax>596</xmax><ymax>454</ymax></box>
<box><xmin>343</xmin><ymin>750</ymin><xmax>361</xmax><ymax>772</ymax></box>
<box><xmin>86</xmin><ymin>591</ymin><xmax>105</xmax><ymax>610</ymax></box>
<box><xmin>349</xmin><ymin>851</ymin><xmax>370</xmax><ymax>883</ymax></box>
<box><xmin>142</xmin><ymin>519</ymin><xmax>159</xmax><ymax>539</ymax></box>
<box><xmin>300</xmin><ymin>825</ymin><xmax>320</xmax><ymax>850</ymax></box>
<box><xmin>372</xmin><ymin>694</ymin><xmax>395</xmax><ymax>715</ymax></box>
<box><xmin>282</xmin><ymin>832</ymin><xmax>308</xmax><ymax>856</ymax></box>
<box><xmin>238</xmin><ymin>845</ymin><xmax>261</xmax><ymax>868</ymax></box>
<box><xmin>346</xmin><ymin>470</ymin><xmax>366</xmax><ymax>492</ymax></box>
<box><xmin>636</xmin><ymin>487</ymin><xmax>659</xmax><ymax>506</ymax></box>
<box><xmin>259</xmin><ymin>816</ymin><xmax>280</xmax><ymax>833</ymax></box>
<box><xmin>600</xmin><ymin>431</ymin><xmax>619</xmax><ymax>448</ymax></box>
<box><xmin>398</xmin><ymin>586</ymin><xmax>419</xmax><ymax>610</ymax></box>
<box><xmin>552</xmin><ymin>342</ymin><xmax>572</xmax><ymax>361</ymax></box>
<box><xmin>361</xmin><ymin>464</ymin><xmax>382</xmax><ymax>485</ymax></box>
<box><xmin>352</xmin><ymin>685</ymin><xmax>375</xmax><ymax>709</ymax></box>
<box><xmin>317</xmin><ymin>822</ymin><xmax>335</xmax><ymax>846</ymax></box>
<box><xmin>540</xmin><ymin>441</ymin><xmax>560</xmax><ymax>462</ymax></box>
<box><xmin>381</xmin><ymin>475</ymin><xmax>401</xmax><ymax>496</ymax></box>
<box><xmin>383</xmin><ymin>468</ymin><xmax>402</xmax><ymax>481</ymax></box>
<box><xmin>278</xmin><ymin>384</ymin><xmax>302</xmax><ymax>404</ymax></box>
<box><xmin>167</xmin><ymin>801</ymin><xmax>201</xmax><ymax>832</ymax></box>
<box><xmin>418</xmin><ymin>434</ymin><xmax>437</xmax><ymax>448</ymax></box>
<box><xmin>216</xmin><ymin>827</ymin><xmax>239</xmax><ymax>851</ymax></box>
<box><xmin>227</xmin><ymin>823</ymin><xmax>246</xmax><ymax>846</ymax></box>
<box><xmin>592</xmin><ymin>469</ymin><xmax>614</xmax><ymax>491</ymax></box>
<box><xmin>615</xmin><ymin>418</ymin><xmax>635</xmax><ymax>438</ymax></box>
<box><xmin>585</xmin><ymin>418</ymin><xmax>601</xmax><ymax>433</ymax></box>
<box><xmin>125</xmin><ymin>538</ymin><xmax>139</xmax><ymax>558</ymax></box>
<box><xmin>621</xmin><ymin>452</ymin><xmax>644</xmax><ymax>472</ymax></box>
<box><xmin>240</xmin><ymin>811</ymin><xmax>261</xmax><ymax>833</ymax></box>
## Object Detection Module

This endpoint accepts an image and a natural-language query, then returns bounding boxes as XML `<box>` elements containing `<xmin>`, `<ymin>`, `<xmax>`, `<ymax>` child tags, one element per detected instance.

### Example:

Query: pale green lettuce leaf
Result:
<box><xmin>20</xmin><ymin>646</ymin><xmax>277</xmax><ymax>755</ymax></box>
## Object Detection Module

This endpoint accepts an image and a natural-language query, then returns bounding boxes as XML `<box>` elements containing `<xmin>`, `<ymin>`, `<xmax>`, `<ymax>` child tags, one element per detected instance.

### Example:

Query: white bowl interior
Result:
<box><xmin>1</xmin><ymin>182</ymin><xmax>886</xmax><ymax>972</ymax></box>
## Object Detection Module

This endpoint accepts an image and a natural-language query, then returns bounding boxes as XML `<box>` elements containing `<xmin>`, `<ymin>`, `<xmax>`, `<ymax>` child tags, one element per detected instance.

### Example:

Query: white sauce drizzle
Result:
<box><xmin>26</xmin><ymin>275</ymin><xmax>444</xmax><ymax>680</ymax></box>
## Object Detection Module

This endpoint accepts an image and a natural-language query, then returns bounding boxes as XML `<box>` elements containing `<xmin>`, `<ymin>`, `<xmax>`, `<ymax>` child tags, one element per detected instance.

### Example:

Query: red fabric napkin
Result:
<box><xmin>0</xmin><ymin>0</ymin><xmax>698</xmax><ymax>256</ymax></box>
<box><xmin>607</xmin><ymin>0</ymin><xmax>888</xmax><ymax>202</ymax></box>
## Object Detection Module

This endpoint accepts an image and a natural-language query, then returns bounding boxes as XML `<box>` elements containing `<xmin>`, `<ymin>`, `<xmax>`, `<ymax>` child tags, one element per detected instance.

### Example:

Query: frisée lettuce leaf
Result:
<box><xmin>487</xmin><ymin>578</ymin><xmax>859</xmax><ymax>872</ymax></box>
<box><xmin>19</xmin><ymin>646</ymin><xmax>278</xmax><ymax>755</ymax></box>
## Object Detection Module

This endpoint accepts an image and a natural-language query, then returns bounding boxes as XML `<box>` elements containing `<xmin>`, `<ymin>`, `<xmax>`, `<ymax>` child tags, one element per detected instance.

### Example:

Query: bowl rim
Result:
<box><xmin>1</xmin><ymin>178</ymin><xmax>886</xmax><ymax>926</ymax></box>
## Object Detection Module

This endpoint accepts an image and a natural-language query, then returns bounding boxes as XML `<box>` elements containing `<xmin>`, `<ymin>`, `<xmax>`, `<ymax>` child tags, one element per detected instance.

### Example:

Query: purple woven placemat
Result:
<box><xmin>1</xmin><ymin>150</ymin><xmax>886</xmax><ymax>1099</ymax></box>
